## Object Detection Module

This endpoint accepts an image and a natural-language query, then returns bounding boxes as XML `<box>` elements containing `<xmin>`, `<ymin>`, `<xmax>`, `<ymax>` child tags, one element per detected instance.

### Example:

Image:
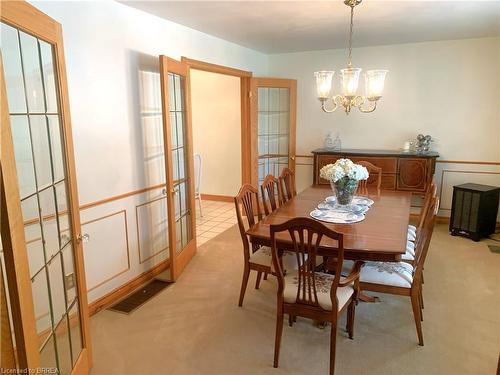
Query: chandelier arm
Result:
<box><xmin>358</xmin><ymin>100</ymin><xmax>378</xmax><ymax>113</ymax></box>
<box><xmin>353</xmin><ymin>95</ymin><xmax>364</xmax><ymax>107</ymax></box>
<box><xmin>321</xmin><ymin>98</ymin><xmax>338</xmax><ymax>113</ymax></box>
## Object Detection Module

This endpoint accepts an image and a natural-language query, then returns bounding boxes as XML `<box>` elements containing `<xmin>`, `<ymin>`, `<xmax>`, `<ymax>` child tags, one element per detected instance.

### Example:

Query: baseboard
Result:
<box><xmin>410</xmin><ymin>213</ymin><xmax>450</xmax><ymax>224</ymax></box>
<box><xmin>88</xmin><ymin>259</ymin><xmax>170</xmax><ymax>316</ymax></box>
<box><xmin>200</xmin><ymin>193</ymin><xmax>233</xmax><ymax>202</ymax></box>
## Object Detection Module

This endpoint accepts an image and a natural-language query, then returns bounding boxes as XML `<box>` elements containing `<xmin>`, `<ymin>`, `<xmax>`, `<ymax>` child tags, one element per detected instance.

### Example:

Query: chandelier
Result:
<box><xmin>314</xmin><ymin>0</ymin><xmax>388</xmax><ymax>114</ymax></box>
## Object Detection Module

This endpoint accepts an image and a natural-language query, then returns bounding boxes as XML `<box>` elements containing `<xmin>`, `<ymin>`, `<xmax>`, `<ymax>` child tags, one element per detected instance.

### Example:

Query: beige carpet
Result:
<box><xmin>89</xmin><ymin>224</ymin><xmax>499</xmax><ymax>375</ymax></box>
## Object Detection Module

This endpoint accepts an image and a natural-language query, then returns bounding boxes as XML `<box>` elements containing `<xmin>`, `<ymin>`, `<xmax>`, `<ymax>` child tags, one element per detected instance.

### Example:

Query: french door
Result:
<box><xmin>159</xmin><ymin>56</ymin><xmax>197</xmax><ymax>281</ymax></box>
<box><xmin>250</xmin><ymin>78</ymin><xmax>297</xmax><ymax>188</ymax></box>
<box><xmin>0</xmin><ymin>2</ymin><xmax>91</xmax><ymax>373</ymax></box>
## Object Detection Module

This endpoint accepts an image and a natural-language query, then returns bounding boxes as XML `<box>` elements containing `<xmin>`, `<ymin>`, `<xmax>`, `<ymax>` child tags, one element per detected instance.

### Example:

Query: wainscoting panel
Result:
<box><xmin>81</xmin><ymin>210</ymin><xmax>131</xmax><ymax>292</ymax></box>
<box><xmin>135</xmin><ymin>197</ymin><xmax>170</xmax><ymax>264</ymax></box>
<box><xmin>435</xmin><ymin>162</ymin><xmax>500</xmax><ymax>219</ymax></box>
<box><xmin>295</xmin><ymin>155</ymin><xmax>314</xmax><ymax>193</ymax></box>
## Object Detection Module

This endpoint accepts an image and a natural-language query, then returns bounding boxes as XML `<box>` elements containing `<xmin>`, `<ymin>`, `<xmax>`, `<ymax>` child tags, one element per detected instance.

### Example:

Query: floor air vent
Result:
<box><xmin>108</xmin><ymin>279</ymin><xmax>172</xmax><ymax>314</ymax></box>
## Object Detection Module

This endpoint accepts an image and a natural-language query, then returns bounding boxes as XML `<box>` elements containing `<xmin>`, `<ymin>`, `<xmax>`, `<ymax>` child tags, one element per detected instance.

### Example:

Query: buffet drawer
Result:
<box><xmin>349</xmin><ymin>156</ymin><xmax>397</xmax><ymax>174</ymax></box>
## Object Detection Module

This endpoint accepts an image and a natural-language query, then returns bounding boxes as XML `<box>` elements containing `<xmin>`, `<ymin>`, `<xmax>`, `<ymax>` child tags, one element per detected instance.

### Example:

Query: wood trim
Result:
<box><xmin>296</xmin><ymin>154</ymin><xmax>313</xmax><ymax>158</ymax></box>
<box><xmin>181</xmin><ymin>57</ymin><xmax>252</xmax><ymax>78</ymax></box>
<box><xmin>182</xmin><ymin>56</ymin><xmax>252</xmax><ymax>185</ymax></box>
<box><xmin>74</xmin><ymin>159</ymin><xmax>496</xmax><ymax>211</ymax></box>
<box><xmin>438</xmin><ymin>169</ymin><xmax>500</xmax><ymax>211</ymax></box>
<box><xmin>410</xmin><ymin>213</ymin><xmax>449</xmax><ymax>224</ymax></box>
<box><xmin>71</xmin><ymin>348</ymin><xmax>89</xmax><ymax>375</ymax></box>
<box><xmin>135</xmin><ymin>196</ymin><xmax>169</xmax><ymax>264</ymax></box>
<box><xmin>436</xmin><ymin>160</ymin><xmax>500</xmax><ymax>166</ymax></box>
<box><xmin>289</xmin><ymin>80</ymin><xmax>297</xmax><ymax>173</ymax></box>
<box><xmin>0</xmin><ymin>0</ymin><xmax>59</xmax><ymax>44</ymax></box>
<box><xmin>0</xmin><ymin>260</ymin><xmax>16</xmax><ymax>369</ymax></box>
<box><xmin>241</xmin><ymin>76</ymin><xmax>252</xmax><ymax>184</ymax></box>
<box><xmin>200</xmin><ymin>193</ymin><xmax>233</xmax><ymax>202</ymax></box>
<box><xmin>87</xmin><ymin>259</ymin><xmax>170</xmax><ymax>316</ymax></box>
<box><xmin>251</xmin><ymin>77</ymin><xmax>296</xmax><ymax>88</ymax></box>
<box><xmin>294</xmin><ymin>155</ymin><xmax>500</xmax><ymax>166</ymax></box>
<box><xmin>0</xmin><ymin>47</ymin><xmax>40</xmax><ymax>369</ymax></box>
<box><xmin>83</xmin><ymin>210</ymin><xmax>131</xmax><ymax>292</ymax></box>
<box><xmin>80</xmin><ymin>183</ymin><xmax>165</xmax><ymax>210</ymax></box>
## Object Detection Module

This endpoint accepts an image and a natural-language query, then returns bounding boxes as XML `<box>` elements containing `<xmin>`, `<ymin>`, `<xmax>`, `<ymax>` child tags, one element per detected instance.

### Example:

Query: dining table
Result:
<box><xmin>246</xmin><ymin>185</ymin><xmax>412</xmax><ymax>262</ymax></box>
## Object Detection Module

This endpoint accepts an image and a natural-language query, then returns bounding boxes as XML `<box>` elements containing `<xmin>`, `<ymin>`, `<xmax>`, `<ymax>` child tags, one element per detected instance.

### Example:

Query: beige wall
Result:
<box><xmin>31</xmin><ymin>1</ymin><xmax>266</xmax><ymax>305</ymax></box>
<box><xmin>191</xmin><ymin>69</ymin><xmax>242</xmax><ymax>197</ymax></box>
<box><xmin>268</xmin><ymin>37</ymin><xmax>500</xmax><ymax>217</ymax></box>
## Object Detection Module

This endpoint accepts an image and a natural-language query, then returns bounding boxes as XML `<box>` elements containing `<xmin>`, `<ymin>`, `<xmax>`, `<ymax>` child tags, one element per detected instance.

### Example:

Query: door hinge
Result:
<box><xmin>248</xmin><ymin>91</ymin><xmax>253</xmax><ymax>98</ymax></box>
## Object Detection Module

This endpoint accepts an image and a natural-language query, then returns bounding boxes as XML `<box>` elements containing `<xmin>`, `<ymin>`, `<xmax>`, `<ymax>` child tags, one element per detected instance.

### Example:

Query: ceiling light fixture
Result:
<box><xmin>314</xmin><ymin>0</ymin><xmax>388</xmax><ymax>114</ymax></box>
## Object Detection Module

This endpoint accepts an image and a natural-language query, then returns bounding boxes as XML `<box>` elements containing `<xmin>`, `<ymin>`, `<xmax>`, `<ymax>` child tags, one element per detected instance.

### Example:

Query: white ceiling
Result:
<box><xmin>121</xmin><ymin>1</ymin><xmax>500</xmax><ymax>54</ymax></box>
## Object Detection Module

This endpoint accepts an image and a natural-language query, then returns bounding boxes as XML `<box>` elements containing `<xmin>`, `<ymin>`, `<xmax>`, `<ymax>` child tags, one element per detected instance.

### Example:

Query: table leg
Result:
<box><xmin>359</xmin><ymin>292</ymin><xmax>379</xmax><ymax>303</ymax></box>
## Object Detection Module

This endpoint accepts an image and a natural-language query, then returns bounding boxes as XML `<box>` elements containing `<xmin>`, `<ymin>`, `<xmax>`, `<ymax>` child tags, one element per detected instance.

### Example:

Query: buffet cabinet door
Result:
<box><xmin>397</xmin><ymin>158</ymin><xmax>428</xmax><ymax>192</ymax></box>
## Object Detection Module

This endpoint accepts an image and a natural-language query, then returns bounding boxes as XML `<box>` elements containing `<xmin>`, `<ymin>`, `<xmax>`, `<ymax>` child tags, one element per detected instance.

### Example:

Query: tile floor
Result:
<box><xmin>195</xmin><ymin>199</ymin><xmax>237</xmax><ymax>245</ymax></box>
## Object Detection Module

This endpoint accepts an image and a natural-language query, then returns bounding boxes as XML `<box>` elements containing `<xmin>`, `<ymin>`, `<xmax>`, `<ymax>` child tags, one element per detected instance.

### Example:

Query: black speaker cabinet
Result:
<box><xmin>450</xmin><ymin>183</ymin><xmax>500</xmax><ymax>241</ymax></box>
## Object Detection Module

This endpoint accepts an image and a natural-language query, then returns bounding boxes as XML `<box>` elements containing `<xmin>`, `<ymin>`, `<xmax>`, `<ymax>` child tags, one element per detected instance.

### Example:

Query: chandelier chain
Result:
<box><xmin>348</xmin><ymin>4</ymin><xmax>354</xmax><ymax>67</ymax></box>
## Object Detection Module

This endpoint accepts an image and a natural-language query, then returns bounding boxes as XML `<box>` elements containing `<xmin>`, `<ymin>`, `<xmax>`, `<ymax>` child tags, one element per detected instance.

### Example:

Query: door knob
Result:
<box><xmin>290</xmin><ymin>156</ymin><xmax>295</xmax><ymax>161</ymax></box>
<box><xmin>77</xmin><ymin>233</ymin><xmax>90</xmax><ymax>243</ymax></box>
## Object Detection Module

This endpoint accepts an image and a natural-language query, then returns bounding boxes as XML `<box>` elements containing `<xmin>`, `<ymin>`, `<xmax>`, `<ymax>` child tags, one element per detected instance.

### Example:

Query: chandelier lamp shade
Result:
<box><xmin>314</xmin><ymin>0</ymin><xmax>388</xmax><ymax>114</ymax></box>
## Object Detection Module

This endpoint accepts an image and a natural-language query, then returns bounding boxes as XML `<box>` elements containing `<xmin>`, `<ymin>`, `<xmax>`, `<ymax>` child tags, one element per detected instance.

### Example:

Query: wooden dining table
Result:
<box><xmin>247</xmin><ymin>185</ymin><xmax>412</xmax><ymax>262</ymax></box>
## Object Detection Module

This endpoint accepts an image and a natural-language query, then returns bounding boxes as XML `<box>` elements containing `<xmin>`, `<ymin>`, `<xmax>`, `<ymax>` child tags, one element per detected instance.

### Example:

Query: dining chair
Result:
<box><xmin>408</xmin><ymin>179</ymin><xmax>437</xmax><ymax>243</ymax></box>
<box><xmin>270</xmin><ymin>217</ymin><xmax>364</xmax><ymax>375</ymax></box>
<box><xmin>278</xmin><ymin>167</ymin><xmax>297</xmax><ymax>202</ymax></box>
<box><xmin>234</xmin><ymin>184</ymin><xmax>299</xmax><ymax>307</ymax></box>
<box><xmin>356</xmin><ymin>160</ymin><xmax>382</xmax><ymax>193</ymax></box>
<box><xmin>358</xmin><ymin>196</ymin><xmax>438</xmax><ymax>346</ymax></box>
<box><xmin>260</xmin><ymin>174</ymin><xmax>283</xmax><ymax>216</ymax></box>
<box><xmin>193</xmin><ymin>153</ymin><xmax>203</xmax><ymax>217</ymax></box>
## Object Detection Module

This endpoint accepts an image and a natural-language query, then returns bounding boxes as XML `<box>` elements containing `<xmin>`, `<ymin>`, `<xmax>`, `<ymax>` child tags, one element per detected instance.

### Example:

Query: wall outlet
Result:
<box><xmin>65</xmin><ymin>273</ymin><xmax>76</xmax><ymax>290</ymax></box>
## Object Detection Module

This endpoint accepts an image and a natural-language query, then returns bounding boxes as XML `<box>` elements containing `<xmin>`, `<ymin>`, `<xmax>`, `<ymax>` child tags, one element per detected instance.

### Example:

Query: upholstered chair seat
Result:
<box><xmin>401</xmin><ymin>252</ymin><xmax>415</xmax><ymax>261</ymax></box>
<box><xmin>249</xmin><ymin>247</ymin><xmax>300</xmax><ymax>273</ymax></box>
<box><xmin>408</xmin><ymin>227</ymin><xmax>417</xmax><ymax>242</ymax></box>
<box><xmin>360</xmin><ymin>261</ymin><xmax>414</xmax><ymax>288</ymax></box>
<box><xmin>406</xmin><ymin>240</ymin><xmax>416</xmax><ymax>255</ymax></box>
<box><xmin>284</xmin><ymin>271</ymin><xmax>354</xmax><ymax>311</ymax></box>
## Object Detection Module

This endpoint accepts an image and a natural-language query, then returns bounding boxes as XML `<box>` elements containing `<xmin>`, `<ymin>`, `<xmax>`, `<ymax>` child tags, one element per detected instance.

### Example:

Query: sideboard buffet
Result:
<box><xmin>312</xmin><ymin>148</ymin><xmax>439</xmax><ymax>193</ymax></box>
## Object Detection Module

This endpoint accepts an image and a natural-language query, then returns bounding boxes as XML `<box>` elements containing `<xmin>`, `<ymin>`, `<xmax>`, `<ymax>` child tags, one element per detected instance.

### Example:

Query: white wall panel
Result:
<box><xmin>81</xmin><ymin>211</ymin><xmax>130</xmax><ymax>292</ymax></box>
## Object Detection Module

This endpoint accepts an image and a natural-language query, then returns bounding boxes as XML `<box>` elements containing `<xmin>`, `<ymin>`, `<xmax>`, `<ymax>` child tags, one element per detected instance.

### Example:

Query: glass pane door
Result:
<box><xmin>168</xmin><ymin>73</ymin><xmax>193</xmax><ymax>253</ymax></box>
<box><xmin>251</xmin><ymin>78</ymin><xmax>296</xmax><ymax>189</ymax></box>
<box><xmin>159</xmin><ymin>56</ymin><xmax>196</xmax><ymax>281</ymax></box>
<box><xmin>1</xmin><ymin>17</ymin><xmax>87</xmax><ymax>374</ymax></box>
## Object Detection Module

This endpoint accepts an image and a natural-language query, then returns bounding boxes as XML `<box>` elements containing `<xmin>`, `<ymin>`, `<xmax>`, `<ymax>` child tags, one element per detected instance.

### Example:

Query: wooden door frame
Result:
<box><xmin>159</xmin><ymin>56</ymin><xmax>197</xmax><ymax>281</ymax></box>
<box><xmin>1</xmin><ymin>1</ymin><xmax>92</xmax><ymax>371</ymax></box>
<box><xmin>180</xmin><ymin>57</ymin><xmax>253</xmax><ymax>186</ymax></box>
<box><xmin>249</xmin><ymin>78</ymin><xmax>297</xmax><ymax>188</ymax></box>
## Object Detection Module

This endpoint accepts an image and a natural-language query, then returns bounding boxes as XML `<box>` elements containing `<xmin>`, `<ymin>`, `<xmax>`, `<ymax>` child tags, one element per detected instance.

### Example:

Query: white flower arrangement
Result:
<box><xmin>320</xmin><ymin>158</ymin><xmax>369</xmax><ymax>183</ymax></box>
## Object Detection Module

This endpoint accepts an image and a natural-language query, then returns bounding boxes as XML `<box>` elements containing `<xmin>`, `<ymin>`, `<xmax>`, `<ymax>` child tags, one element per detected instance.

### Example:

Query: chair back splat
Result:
<box><xmin>279</xmin><ymin>168</ymin><xmax>297</xmax><ymax>202</ymax></box>
<box><xmin>356</xmin><ymin>160</ymin><xmax>382</xmax><ymax>192</ymax></box>
<box><xmin>261</xmin><ymin>174</ymin><xmax>282</xmax><ymax>216</ymax></box>
<box><xmin>414</xmin><ymin>197</ymin><xmax>439</xmax><ymax>281</ymax></box>
<box><xmin>234</xmin><ymin>184</ymin><xmax>263</xmax><ymax>258</ymax></box>
<box><xmin>271</xmin><ymin>218</ymin><xmax>344</xmax><ymax>310</ymax></box>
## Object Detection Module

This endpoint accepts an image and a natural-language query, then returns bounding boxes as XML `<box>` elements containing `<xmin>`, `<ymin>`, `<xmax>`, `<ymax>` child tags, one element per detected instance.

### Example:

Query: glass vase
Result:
<box><xmin>332</xmin><ymin>177</ymin><xmax>358</xmax><ymax>206</ymax></box>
